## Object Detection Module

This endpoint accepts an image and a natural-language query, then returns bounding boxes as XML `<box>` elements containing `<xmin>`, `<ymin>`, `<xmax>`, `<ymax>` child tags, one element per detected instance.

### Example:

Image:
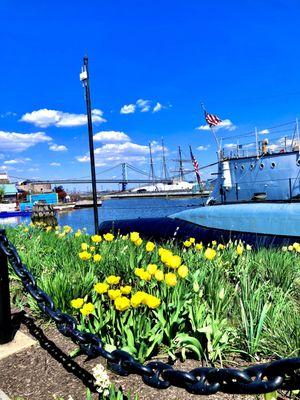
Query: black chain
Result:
<box><xmin>1</xmin><ymin>232</ymin><xmax>299</xmax><ymax>396</ymax></box>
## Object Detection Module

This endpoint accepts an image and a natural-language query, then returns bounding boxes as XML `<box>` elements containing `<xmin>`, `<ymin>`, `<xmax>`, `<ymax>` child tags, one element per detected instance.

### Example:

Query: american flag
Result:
<box><xmin>205</xmin><ymin>110</ymin><xmax>222</xmax><ymax>127</ymax></box>
<box><xmin>189</xmin><ymin>145</ymin><xmax>201</xmax><ymax>185</ymax></box>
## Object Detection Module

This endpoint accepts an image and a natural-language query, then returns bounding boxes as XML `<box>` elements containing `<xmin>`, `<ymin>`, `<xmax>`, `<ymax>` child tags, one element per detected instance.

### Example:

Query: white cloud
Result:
<box><xmin>259</xmin><ymin>129</ymin><xmax>269</xmax><ymax>134</ymax></box>
<box><xmin>197</xmin><ymin>145</ymin><xmax>210</xmax><ymax>151</ymax></box>
<box><xmin>153</xmin><ymin>102</ymin><xmax>163</xmax><ymax>113</ymax></box>
<box><xmin>120</xmin><ymin>100</ymin><xmax>168</xmax><ymax>114</ymax></box>
<box><xmin>50</xmin><ymin>162</ymin><xmax>61</xmax><ymax>167</ymax></box>
<box><xmin>93</xmin><ymin>131</ymin><xmax>131</xmax><ymax>143</ymax></box>
<box><xmin>76</xmin><ymin>155</ymin><xmax>90</xmax><ymax>163</ymax></box>
<box><xmin>196</xmin><ymin>119</ymin><xmax>236</xmax><ymax>131</ymax></box>
<box><xmin>0</xmin><ymin>131</ymin><xmax>52</xmax><ymax>152</ymax></box>
<box><xmin>0</xmin><ymin>165</ymin><xmax>15</xmax><ymax>171</ymax></box>
<box><xmin>77</xmin><ymin>140</ymin><xmax>164</xmax><ymax>167</ymax></box>
<box><xmin>136</xmin><ymin>99</ymin><xmax>151</xmax><ymax>112</ymax></box>
<box><xmin>91</xmin><ymin>109</ymin><xmax>103</xmax><ymax>116</ymax></box>
<box><xmin>20</xmin><ymin>108</ymin><xmax>106</xmax><ymax>128</ymax></box>
<box><xmin>120</xmin><ymin>104</ymin><xmax>136</xmax><ymax>114</ymax></box>
<box><xmin>49</xmin><ymin>144</ymin><xmax>68</xmax><ymax>152</ymax></box>
<box><xmin>0</xmin><ymin>111</ymin><xmax>17</xmax><ymax>118</ymax></box>
<box><xmin>4</xmin><ymin>158</ymin><xmax>30</xmax><ymax>165</ymax></box>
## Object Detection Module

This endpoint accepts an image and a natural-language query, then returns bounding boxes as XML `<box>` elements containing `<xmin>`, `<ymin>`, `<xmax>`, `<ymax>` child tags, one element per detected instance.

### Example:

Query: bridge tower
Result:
<box><xmin>121</xmin><ymin>163</ymin><xmax>128</xmax><ymax>191</ymax></box>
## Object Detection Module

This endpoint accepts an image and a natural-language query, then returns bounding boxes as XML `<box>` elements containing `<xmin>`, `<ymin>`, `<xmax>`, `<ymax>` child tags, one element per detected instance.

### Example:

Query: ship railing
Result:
<box><xmin>221</xmin><ymin>132</ymin><xmax>300</xmax><ymax>159</ymax></box>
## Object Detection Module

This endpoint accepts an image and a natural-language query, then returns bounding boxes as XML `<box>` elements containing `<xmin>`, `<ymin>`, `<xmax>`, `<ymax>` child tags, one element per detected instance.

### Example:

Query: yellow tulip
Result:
<box><xmin>146</xmin><ymin>241</ymin><xmax>155</xmax><ymax>252</ymax></box>
<box><xmin>108</xmin><ymin>289</ymin><xmax>122</xmax><ymax>300</ymax></box>
<box><xmin>143</xmin><ymin>294</ymin><xmax>161</xmax><ymax>309</ymax></box>
<box><xmin>114</xmin><ymin>296</ymin><xmax>131</xmax><ymax>311</ymax></box>
<box><xmin>80</xmin><ymin>302</ymin><xmax>94</xmax><ymax>316</ymax></box>
<box><xmin>178</xmin><ymin>265</ymin><xmax>189</xmax><ymax>278</ymax></box>
<box><xmin>93</xmin><ymin>254</ymin><xmax>102</xmax><ymax>262</ymax></box>
<box><xmin>71</xmin><ymin>298</ymin><xmax>84</xmax><ymax>309</ymax></box>
<box><xmin>154</xmin><ymin>270</ymin><xmax>164</xmax><ymax>281</ymax></box>
<box><xmin>106</xmin><ymin>275</ymin><xmax>120</xmax><ymax>285</ymax></box>
<box><xmin>130</xmin><ymin>291</ymin><xmax>145</xmax><ymax>307</ymax></box>
<box><xmin>94</xmin><ymin>282</ymin><xmax>109</xmax><ymax>294</ymax></box>
<box><xmin>204</xmin><ymin>248</ymin><xmax>216</xmax><ymax>260</ymax></box>
<box><xmin>195</xmin><ymin>243</ymin><xmax>203</xmax><ymax>251</ymax></box>
<box><xmin>236</xmin><ymin>245</ymin><xmax>244</xmax><ymax>256</ymax></box>
<box><xmin>134</xmin><ymin>267</ymin><xmax>144</xmax><ymax>278</ymax></box>
<box><xmin>165</xmin><ymin>272</ymin><xmax>177</xmax><ymax>287</ymax></box>
<box><xmin>81</xmin><ymin>243</ymin><xmax>89</xmax><ymax>251</ymax></box>
<box><xmin>91</xmin><ymin>234</ymin><xmax>102</xmax><ymax>243</ymax></box>
<box><xmin>79</xmin><ymin>251</ymin><xmax>92</xmax><ymax>260</ymax></box>
<box><xmin>183</xmin><ymin>240</ymin><xmax>192</xmax><ymax>248</ymax></box>
<box><xmin>135</xmin><ymin>237</ymin><xmax>143</xmax><ymax>246</ymax></box>
<box><xmin>103</xmin><ymin>233</ymin><xmax>114</xmax><ymax>242</ymax></box>
<box><xmin>120</xmin><ymin>285</ymin><xmax>132</xmax><ymax>295</ymax></box>
<box><xmin>165</xmin><ymin>255</ymin><xmax>181</xmax><ymax>269</ymax></box>
<box><xmin>147</xmin><ymin>264</ymin><xmax>158</xmax><ymax>275</ymax></box>
<box><xmin>140</xmin><ymin>271</ymin><xmax>151</xmax><ymax>281</ymax></box>
<box><xmin>130</xmin><ymin>232</ymin><xmax>140</xmax><ymax>242</ymax></box>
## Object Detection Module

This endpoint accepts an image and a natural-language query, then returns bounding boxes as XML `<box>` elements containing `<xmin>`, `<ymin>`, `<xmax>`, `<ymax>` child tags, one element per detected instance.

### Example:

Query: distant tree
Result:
<box><xmin>54</xmin><ymin>185</ymin><xmax>67</xmax><ymax>201</ymax></box>
<box><xmin>0</xmin><ymin>186</ymin><xmax>4</xmax><ymax>201</ymax></box>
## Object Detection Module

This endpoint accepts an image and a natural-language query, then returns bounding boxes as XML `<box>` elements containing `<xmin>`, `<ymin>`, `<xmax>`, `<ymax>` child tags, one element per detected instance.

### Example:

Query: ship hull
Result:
<box><xmin>99</xmin><ymin>203</ymin><xmax>300</xmax><ymax>247</ymax></box>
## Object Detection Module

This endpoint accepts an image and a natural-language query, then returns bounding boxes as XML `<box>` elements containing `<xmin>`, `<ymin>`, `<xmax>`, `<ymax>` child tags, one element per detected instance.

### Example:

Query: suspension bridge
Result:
<box><xmin>10</xmin><ymin>161</ymin><xmax>208</xmax><ymax>191</ymax></box>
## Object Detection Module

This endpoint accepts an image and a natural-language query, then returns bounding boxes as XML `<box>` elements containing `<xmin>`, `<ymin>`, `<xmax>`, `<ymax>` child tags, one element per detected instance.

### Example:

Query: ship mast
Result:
<box><xmin>178</xmin><ymin>146</ymin><xmax>184</xmax><ymax>181</ymax></box>
<box><xmin>161</xmin><ymin>138</ymin><xmax>168</xmax><ymax>180</ymax></box>
<box><xmin>149</xmin><ymin>142</ymin><xmax>155</xmax><ymax>184</ymax></box>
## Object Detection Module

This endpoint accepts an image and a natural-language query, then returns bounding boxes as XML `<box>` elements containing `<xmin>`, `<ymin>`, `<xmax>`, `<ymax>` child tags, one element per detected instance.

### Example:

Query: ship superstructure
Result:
<box><xmin>209</xmin><ymin>121</ymin><xmax>300</xmax><ymax>204</ymax></box>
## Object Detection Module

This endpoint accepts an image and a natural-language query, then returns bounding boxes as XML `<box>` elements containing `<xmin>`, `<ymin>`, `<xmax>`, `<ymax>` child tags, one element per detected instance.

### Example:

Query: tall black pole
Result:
<box><xmin>80</xmin><ymin>56</ymin><xmax>99</xmax><ymax>234</ymax></box>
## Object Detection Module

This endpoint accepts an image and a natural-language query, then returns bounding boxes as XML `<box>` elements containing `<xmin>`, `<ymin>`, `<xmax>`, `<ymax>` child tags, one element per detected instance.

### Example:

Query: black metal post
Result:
<box><xmin>0</xmin><ymin>229</ymin><xmax>13</xmax><ymax>344</ymax></box>
<box><xmin>289</xmin><ymin>178</ymin><xmax>292</xmax><ymax>201</ymax></box>
<box><xmin>81</xmin><ymin>56</ymin><xmax>99</xmax><ymax>234</ymax></box>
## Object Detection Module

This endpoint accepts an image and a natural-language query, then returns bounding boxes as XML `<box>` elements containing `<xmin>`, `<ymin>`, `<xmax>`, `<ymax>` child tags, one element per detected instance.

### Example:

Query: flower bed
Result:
<box><xmin>6</xmin><ymin>224</ymin><xmax>300</xmax><ymax>367</ymax></box>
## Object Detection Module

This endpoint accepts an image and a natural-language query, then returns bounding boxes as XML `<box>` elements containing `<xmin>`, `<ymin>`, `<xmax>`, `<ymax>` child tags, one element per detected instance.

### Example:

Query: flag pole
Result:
<box><xmin>189</xmin><ymin>145</ymin><xmax>202</xmax><ymax>190</ymax></box>
<box><xmin>200</xmin><ymin>103</ymin><xmax>221</xmax><ymax>160</ymax></box>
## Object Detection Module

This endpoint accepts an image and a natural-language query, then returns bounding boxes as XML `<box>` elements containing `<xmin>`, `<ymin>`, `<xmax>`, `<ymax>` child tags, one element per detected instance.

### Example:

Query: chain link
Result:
<box><xmin>1</xmin><ymin>232</ymin><xmax>299</xmax><ymax>395</ymax></box>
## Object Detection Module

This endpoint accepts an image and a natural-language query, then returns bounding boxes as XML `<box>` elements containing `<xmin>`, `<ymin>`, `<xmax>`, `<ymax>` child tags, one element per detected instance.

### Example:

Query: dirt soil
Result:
<box><xmin>0</xmin><ymin>312</ymin><xmax>288</xmax><ymax>400</ymax></box>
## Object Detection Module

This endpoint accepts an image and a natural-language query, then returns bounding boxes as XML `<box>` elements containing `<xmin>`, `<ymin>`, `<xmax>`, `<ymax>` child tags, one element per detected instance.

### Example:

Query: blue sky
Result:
<box><xmin>1</xmin><ymin>0</ymin><xmax>300</xmax><ymax>189</ymax></box>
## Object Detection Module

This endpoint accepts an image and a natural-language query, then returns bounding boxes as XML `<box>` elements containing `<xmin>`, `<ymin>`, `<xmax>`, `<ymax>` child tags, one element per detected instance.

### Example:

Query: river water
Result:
<box><xmin>0</xmin><ymin>197</ymin><xmax>205</xmax><ymax>233</ymax></box>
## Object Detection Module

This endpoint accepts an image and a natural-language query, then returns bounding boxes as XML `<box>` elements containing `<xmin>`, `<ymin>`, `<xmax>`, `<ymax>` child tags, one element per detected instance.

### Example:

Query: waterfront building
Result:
<box><xmin>0</xmin><ymin>183</ymin><xmax>18</xmax><ymax>202</ymax></box>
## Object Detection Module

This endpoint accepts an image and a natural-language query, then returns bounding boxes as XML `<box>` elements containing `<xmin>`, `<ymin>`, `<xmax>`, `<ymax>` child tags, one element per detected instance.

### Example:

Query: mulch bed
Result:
<box><xmin>0</xmin><ymin>312</ymin><xmax>286</xmax><ymax>400</ymax></box>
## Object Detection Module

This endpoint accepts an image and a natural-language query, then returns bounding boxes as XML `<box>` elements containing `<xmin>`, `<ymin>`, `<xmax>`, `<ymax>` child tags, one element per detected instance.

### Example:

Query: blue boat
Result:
<box><xmin>0</xmin><ymin>210</ymin><xmax>31</xmax><ymax>218</ymax></box>
<box><xmin>99</xmin><ymin>121</ymin><xmax>300</xmax><ymax>247</ymax></box>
